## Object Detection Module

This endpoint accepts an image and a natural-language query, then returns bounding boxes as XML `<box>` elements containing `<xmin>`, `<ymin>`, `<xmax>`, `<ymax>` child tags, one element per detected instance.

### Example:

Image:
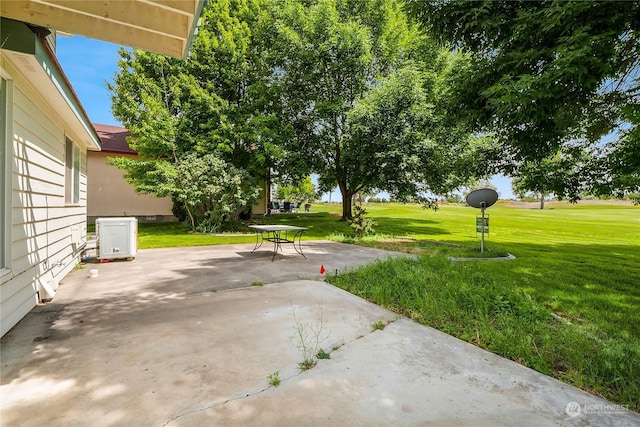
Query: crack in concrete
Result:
<box><xmin>162</xmin><ymin>316</ymin><xmax>399</xmax><ymax>426</ymax></box>
<box><xmin>160</xmin><ymin>391</ymin><xmax>264</xmax><ymax>426</ymax></box>
<box><xmin>161</xmin><ymin>371</ymin><xmax>304</xmax><ymax>426</ymax></box>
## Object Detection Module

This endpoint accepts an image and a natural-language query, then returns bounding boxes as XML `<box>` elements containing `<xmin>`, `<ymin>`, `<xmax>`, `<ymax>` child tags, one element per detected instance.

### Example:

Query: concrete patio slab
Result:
<box><xmin>70</xmin><ymin>240</ymin><xmax>399</xmax><ymax>298</ymax></box>
<box><xmin>1</xmin><ymin>242</ymin><xmax>638</xmax><ymax>426</ymax></box>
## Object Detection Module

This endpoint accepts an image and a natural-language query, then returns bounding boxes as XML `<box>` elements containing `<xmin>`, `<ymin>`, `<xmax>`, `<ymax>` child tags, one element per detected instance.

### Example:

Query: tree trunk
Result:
<box><xmin>338</xmin><ymin>179</ymin><xmax>353</xmax><ymax>220</ymax></box>
<box><xmin>186</xmin><ymin>205</ymin><xmax>196</xmax><ymax>232</ymax></box>
<box><xmin>342</xmin><ymin>193</ymin><xmax>353</xmax><ymax>221</ymax></box>
<box><xmin>540</xmin><ymin>193</ymin><xmax>545</xmax><ymax>210</ymax></box>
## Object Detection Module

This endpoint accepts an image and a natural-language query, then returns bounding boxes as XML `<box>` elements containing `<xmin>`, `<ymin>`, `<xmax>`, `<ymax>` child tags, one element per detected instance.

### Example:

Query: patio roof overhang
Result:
<box><xmin>1</xmin><ymin>18</ymin><xmax>101</xmax><ymax>150</ymax></box>
<box><xmin>0</xmin><ymin>0</ymin><xmax>207</xmax><ymax>58</ymax></box>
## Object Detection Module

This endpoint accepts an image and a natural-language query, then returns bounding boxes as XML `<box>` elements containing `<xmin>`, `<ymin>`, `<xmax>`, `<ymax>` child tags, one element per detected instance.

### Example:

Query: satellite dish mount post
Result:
<box><xmin>480</xmin><ymin>201</ymin><xmax>486</xmax><ymax>253</ymax></box>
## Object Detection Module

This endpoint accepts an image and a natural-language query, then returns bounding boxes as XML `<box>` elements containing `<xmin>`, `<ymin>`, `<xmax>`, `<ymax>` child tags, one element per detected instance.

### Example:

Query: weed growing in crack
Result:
<box><xmin>371</xmin><ymin>320</ymin><xmax>386</xmax><ymax>331</ymax></box>
<box><xmin>291</xmin><ymin>303</ymin><xmax>329</xmax><ymax>371</ymax></box>
<box><xmin>316</xmin><ymin>348</ymin><xmax>331</xmax><ymax>360</ymax></box>
<box><xmin>298</xmin><ymin>359</ymin><xmax>317</xmax><ymax>371</ymax></box>
<box><xmin>267</xmin><ymin>371</ymin><xmax>281</xmax><ymax>387</ymax></box>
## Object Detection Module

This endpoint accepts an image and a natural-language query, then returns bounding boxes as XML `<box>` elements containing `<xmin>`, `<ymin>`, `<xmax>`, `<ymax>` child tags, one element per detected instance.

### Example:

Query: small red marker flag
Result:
<box><xmin>320</xmin><ymin>265</ymin><xmax>326</xmax><ymax>274</ymax></box>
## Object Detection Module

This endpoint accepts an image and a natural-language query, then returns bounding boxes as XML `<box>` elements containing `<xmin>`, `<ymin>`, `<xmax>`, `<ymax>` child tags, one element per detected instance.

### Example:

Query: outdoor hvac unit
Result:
<box><xmin>96</xmin><ymin>217</ymin><xmax>138</xmax><ymax>260</ymax></box>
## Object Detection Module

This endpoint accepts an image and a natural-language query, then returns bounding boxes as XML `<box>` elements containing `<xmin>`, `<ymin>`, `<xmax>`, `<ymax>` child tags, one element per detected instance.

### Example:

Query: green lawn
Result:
<box><xmin>133</xmin><ymin>201</ymin><xmax>640</xmax><ymax>409</ymax></box>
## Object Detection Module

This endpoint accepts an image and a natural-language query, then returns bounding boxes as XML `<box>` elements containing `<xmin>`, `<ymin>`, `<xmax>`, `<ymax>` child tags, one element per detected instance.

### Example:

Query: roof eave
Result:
<box><xmin>1</xmin><ymin>18</ymin><xmax>101</xmax><ymax>150</ymax></box>
<box><xmin>1</xmin><ymin>0</ymin><xmax>208</xmax><ymax>59</ymax></box>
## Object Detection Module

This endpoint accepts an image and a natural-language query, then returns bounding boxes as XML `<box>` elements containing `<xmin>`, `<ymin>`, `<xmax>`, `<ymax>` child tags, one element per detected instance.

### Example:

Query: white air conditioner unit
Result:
<box><xmin>96</xmin><ymin>217</ymin><xmax>138</xmax><ymax>260</ymax></box>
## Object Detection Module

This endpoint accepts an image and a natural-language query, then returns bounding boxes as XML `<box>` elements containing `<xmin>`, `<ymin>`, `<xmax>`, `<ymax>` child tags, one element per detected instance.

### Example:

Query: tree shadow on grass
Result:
<box><xmin>263</xmin><ymin>212</ymin><xmax>450</xmax><ymax>238</ymax></box>
<box><xmin>373</xmin><ymin>216</ymin><xmax>451</xmax><ymax>237</ymax></box>
<box><xmin>449</xmin><ymin>241</ymin><xmax>640</xmax><ymax>338</ymax></box>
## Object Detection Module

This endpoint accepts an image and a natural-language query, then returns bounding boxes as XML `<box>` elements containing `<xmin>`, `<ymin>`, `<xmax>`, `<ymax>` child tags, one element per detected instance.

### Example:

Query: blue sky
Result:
<box><xmin>57</xmin><ymin>35</ymin><xmax>123</xmax><ymax>127</ymax></box>
<box><xmin>56</xmin><ymin>35</ymin><xmax>514</xmax><ymax>200</ymax></box>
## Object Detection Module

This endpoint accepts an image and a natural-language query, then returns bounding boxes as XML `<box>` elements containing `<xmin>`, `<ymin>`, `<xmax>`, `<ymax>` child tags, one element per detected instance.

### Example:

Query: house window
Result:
<box><xmin>1</xmin><ymin>76</ymin><xmax>8</xmax><ymax>270</ymax></box>
<box><xmin>65</xmin><ymin>137</ymin><xmax>80</xmax><ymax>204</ymax></box>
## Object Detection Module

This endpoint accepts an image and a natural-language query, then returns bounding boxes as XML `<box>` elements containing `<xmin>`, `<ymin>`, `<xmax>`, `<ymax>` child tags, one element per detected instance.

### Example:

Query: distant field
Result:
<box><xmin>312</xmin><ymin>200</ymin><xmax>638</xmax><ymax>246</ymax></box>
<box><xmin>134</xmin><ymin>200</ymin><xmax>640</xmax><ymax>409</ymax></box>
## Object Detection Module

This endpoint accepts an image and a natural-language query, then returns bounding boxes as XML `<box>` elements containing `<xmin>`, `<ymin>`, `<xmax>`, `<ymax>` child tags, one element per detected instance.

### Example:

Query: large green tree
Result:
<box><xmin>405</xmin><ymin>0</ymin><xmax>640</xmax><ymax>198</ymax></box>
<box><xmin>109</xmin><ymin>0</ymin><xmax>282</xmax><ymax>230</ymax></box>
<box><xmin>511</xmin><ymin>148</ymin><xmax>588</xmax><ymax>209</ymax></box>
<box><xmin>110</xmin><ymin>0</ymin><xmax>489</xmax><ymax>224</ymax></box>
<box><xmin>269</xmin><ymin>0</ymin><xmax>478</xmax><ymax>219</ymax></box>
<box><xmin>344</xmin><ymin>65</ymin><xmax>484</xmax><ymax>202</ymax></box>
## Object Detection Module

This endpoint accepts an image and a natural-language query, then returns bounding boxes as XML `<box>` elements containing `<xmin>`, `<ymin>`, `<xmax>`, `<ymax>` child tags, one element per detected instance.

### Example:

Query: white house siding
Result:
<box><xmin>1</xmin><ymin>59</ymin><xmax>89</xmax><ymax>336</ymax></box>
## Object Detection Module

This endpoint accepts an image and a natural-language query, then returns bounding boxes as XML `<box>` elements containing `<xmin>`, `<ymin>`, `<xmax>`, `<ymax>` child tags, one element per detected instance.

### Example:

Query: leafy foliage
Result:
<box><xmin>269</xmin><ymin>0</ymin><xmax>480</xmax><ymax>219</ymax></box>
<box><xmin>108</xmin><ymin>0</ymin><xmax>280</xmax><ymax>230</ymax></box>
<box><xmin>511</xmin><ymin>148</ymin><xmax>588</xmax><ymax>208</ymax></box>
<box><xmin>275</xmin><ymin>176</ymin><xmax>315</xmax><ymax>202</ymax></box>
<box><xmin>405</xmin><ymin>0</ymin><xmax>640</xmax><ymax>198</ymax></box>
<box><xmin>109</xmin><ymin>0</ymin><xmax>493</xmax><ymax>225</ymax></box>
<box><xmin>346</xmin><ymin>65</ymin><xmax>488</xmax><ymax>201</ymax></box>
<box><xmin>110</xmin><ymin>153</ymin><xmax>259</xmax><ymax>232</ymax></box>
<box><xmin>173</xmin><ymin>154</ymin><xmax>260</xmax><ymax>232</ymax></box>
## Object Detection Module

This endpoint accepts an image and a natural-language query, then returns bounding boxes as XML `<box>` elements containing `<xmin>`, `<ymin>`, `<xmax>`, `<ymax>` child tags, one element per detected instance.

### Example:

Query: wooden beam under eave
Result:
<box><xmin>146</xmin><ymin>0</ymin><xmax>199</xmax><ymax>16</ymax></box>
<box><xmin>44</xmin><ymin>0</ymin><xmax>190</xmax><ymax>39</ymax></box>
<box><xmin>1</xmin><ymin>1</ymin><xmax>186</xmax><ymax>57</ymax></box>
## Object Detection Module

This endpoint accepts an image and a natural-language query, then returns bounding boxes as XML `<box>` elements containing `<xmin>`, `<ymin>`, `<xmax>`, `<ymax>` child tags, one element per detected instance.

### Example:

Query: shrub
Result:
<box><xmin>350</xmin><ymin>205</ymin><xmax>376</xmax><ymax>237</ymax></box>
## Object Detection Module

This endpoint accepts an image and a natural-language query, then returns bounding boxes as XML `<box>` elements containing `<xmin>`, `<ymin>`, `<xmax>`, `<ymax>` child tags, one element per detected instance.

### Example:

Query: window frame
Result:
<box><xmin>65</xmin><ymin>136</ymin><xmax>80</xmax><ymax>205</ymax></box>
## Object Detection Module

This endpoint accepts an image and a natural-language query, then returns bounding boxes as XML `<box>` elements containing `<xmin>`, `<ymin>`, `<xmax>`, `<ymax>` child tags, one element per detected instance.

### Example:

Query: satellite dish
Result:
<box><xmin>466</xmin><ymin>188</ymin><xmax>498</xmax><ymax>254</ymax></box>
<box><xmin>466</xmin><ymin>188</ymin><xmax>499</xmax><ymax>209</ymax></box>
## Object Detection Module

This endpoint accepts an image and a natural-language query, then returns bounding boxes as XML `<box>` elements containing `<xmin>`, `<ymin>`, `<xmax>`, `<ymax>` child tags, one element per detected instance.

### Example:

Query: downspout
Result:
<box><xmin>40</xmin><ymin>195</ymin><xmax>57</xmax><ymax>300</ymax></box>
